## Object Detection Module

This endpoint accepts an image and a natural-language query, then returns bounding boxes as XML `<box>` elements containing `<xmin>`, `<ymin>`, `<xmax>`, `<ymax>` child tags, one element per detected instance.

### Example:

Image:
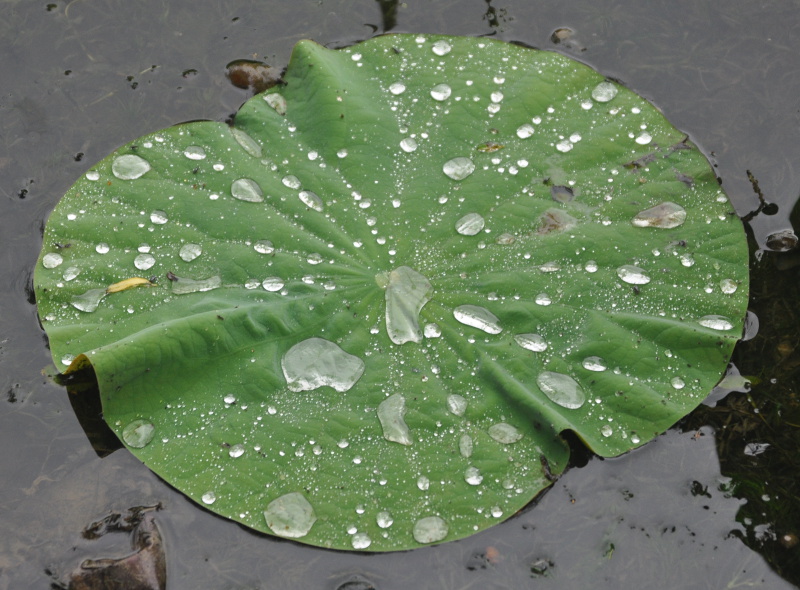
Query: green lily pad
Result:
<box><xmin>34</xmin><ymin>34</ymin><xmax>749</xmax><ymax>551</ymax></box>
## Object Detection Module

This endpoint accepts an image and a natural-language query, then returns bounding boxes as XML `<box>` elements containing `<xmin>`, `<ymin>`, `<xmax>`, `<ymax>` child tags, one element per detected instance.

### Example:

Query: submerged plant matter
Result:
<box><xmin>34</xmin><ymin>34</ymin><xmax>749</xmax><ymax>551</ymax></box>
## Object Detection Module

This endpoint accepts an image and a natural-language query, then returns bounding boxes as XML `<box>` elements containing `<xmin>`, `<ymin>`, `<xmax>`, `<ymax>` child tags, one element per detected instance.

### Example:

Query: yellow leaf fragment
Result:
<box><xmin>106</xmin><ymin>277</ymin><xmax>155</xmax><ymax>294</ymax></box>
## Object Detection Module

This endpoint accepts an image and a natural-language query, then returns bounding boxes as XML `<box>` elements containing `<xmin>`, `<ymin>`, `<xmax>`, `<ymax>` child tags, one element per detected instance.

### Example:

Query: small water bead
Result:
<box><xmin>350</xmin><ymin>52</ymin><xmax>362</xmax><ymax>61</ymax></box>
<box><xmin>679</xmin><ymin>254</ymin><xmax>695</xmax><ymax>268</ymax></box>
<box><xmin>488</xmin><ymin>423</ymin><xmax>523</xmax><ymax>444</ymax></box>
<box><xmin>224</xmin><ymin>393</ymin><xmax>236</xmax><ymax>404</ymax></box>
<box><xmin>617</xmin><ymin>265</ymin><xmax>651</xmax><ymax>285</ymax></box>
<box><xmin>229</xmin><ymin>444</ymin><xmax>245</xmax><ymax>458</ymax></box>
<box><xmin>42</xmin><ymin>253</ymin><xmax>63</xmax><ymax>269</ymax></box>
<box><xmin>465</xmin><ymin>466</ymin><xmax>483</xmax><ymax>485</ymax></box>
<box><xmin>337</xmin><ymin>149</ymin><xmax>348</xmax><ymax>158</ymax></box>
<box><xmin>183</xmin><ymin>145</ymin><xmax>206</xmax><ymax>160</ymax></box>
<box><xmin>453</xmin><ymin>305</ymin><xmax>502</xmax><ymax>334</ymax></box>
<box><xmin>443</xmin><ymin>157</ymin><xmax>475</xmax><ymax>180</ymax></box>
<box><xmin>61</xmin><ymin>353</ymin><xmax>75</xmax><ymax>366</ymax></box>
<box><xmin>264</xmin><ymin>492</ymin><xmax>316</xmax><ymax>539</ymax></box>
<box><xmin>179</xmin><ymin>243</ymin><xmax>202</xmax><ymax>262</ymax></box>
<box><xmin>430</xmin><ymin>83</ymin><xmax>452</xmax><ymax>101</ymax></box>
<box><xmin>254</xmin><ymin>240</ymin><xmax>275</xmax><ymax>254</ymax></box>
<box><xmin>262</xmin><ymin>277</ymin><xmax>285</xmax><ymax>292</ymax></box>
<box><xmin>591</xmin><ymin>81</ymin><xmax>618</xmax><ymax>102</ymax></box>
<box><xmin>514</xmin><ymin>333</ymin><xmax>547</xmax><ymax>352</ymax></box>
<box><xmin>490</xmin><ymin>91</ymin><xmax>504</xmax><ymax>103</ymax></box>
<box><xmin>582</xmin><ymin>356</ymin><xmax>607</xmax><ymax>372</ymax></box>
<box><xmin>63</xmin><ymin>266</ymin><xmax>80</xmax><ymax>281</ymax></box>
<box><xmin>584</xmin><ymin>260</ymin><xmax>598</xmax><ymax>273</ymax></box>
<box><xmin>133</xmin><ymin>254</ymin><xmax>155</xmax><ymax>271</ymax></box>
<box><xmin>539</xmin><ymin>261</ymin><xmax>560</xmax><ymax>273</ymax></box>
<box><xmin>282</xmin><ymin>337</ymin><xmax>365</xmax><ymax>392</ymax></box>
<box><xmin>304</xmin><ymin>253</ymin><xmax>322</xmax><ymax>265</ymax></box>
<box><xmin>112</xmin><ymin>154</ymin><xmax>150</xmax><ymax>180</ymax></box>
<box><xmin>516</xmin><ymin>123</ymin><xmax>535</xmax><ymax>138</ymax></box>
<box><xmin>635</xmin><ymin>132</ymin><xmax>652</xmax><ymax>145</ymax></box>
<box><xmin>698</xmin><ymin>315</ymin><xmax>734</xmax><ymax>331</ymax></box>
<box><xmin>150</xmin><ymin>210</ymin><xmax>168</xmax><ymax>225</ymax></box>
<box><xmin>351</xmin><ymin>533</ymin><xmax>371</xmax><ymax>549</ymax></box>
<box><xmin>632</xmin><ymin>202</ymin><xmax>687</xmax><ymax>229</ymax></box>
<box><xmin>389</xmin><ymin>81</ymin><xmax>406</xmax><ymax>95</ymax></box>
<box><xmin>537</xmin><ymin>371</ymin><xmax>586</xmax><ymax>409</ymax></box>
<box><xmin>720</xmin><ymin>279</ymin><xmax>738</xmax><ymax>294</ymax></box>
<box><xmin>213</xmin><ymin>163</ymin><xmax>225</xmax><ymax>171</ymax></box>
<box><xmin>378</xmin><ymin>394</ymin><xmax>412</xmax><ymax>446</ymax></box>
<box><xmin>376</xmin><ymin>511</ymin><xmax>394</xmax><ymax>528</ymax></box>
<box><xmin>400</xmin><ymin>137</ymin><xmax>418</xmax><ymax>152</ymax></box>
<box><xmin>231</xmin><ymin>178</ymin><xmax>264</xmax><ymax>202</ymax></box>
<box><xmin>86</xmin><ymin>170</ymin><xmax>100</xmax><ymax>181</ymax></box>
<box><xmin>631</xmin><ymin>434</ymin><xmax>641</xmax><ymax>444</ymax></box>
<box><xmin>201</xmin><ymin>491</ymin><xmax>216</xmax><ymax>505</ymax></box>
<box><xmin>417</xmin><ymin>475</ymin><xmax>430</xmax><ymax>491</ymax></box>
<box><xmin>71</xmin><ymin>288</ymin><xmax>106</xmax><ymax>312</ymax></box>
<box><xmin>581</xmin><ymin>99</ymin><xmax>594</xmax><ymax>110</ymax></box>
<box><xmin>601</xmin><ymin>425</ymin><xmax>613</xmax><ymax>438</ymax></box>
<box><xmin>671</xmin><ymin>377</ymin><xmax>686</xmax><ymax>390</ymax></box>
<box><xmin>459</xmin><ymin>434</ymin><xmax>473</xmax><ymax>458</ymax></box>
<box><xmin>122</xmin><ymin>419</ymin><xmax>155</xmax><ymax>448</ymax></box>
<box><xmin>446</xmin><ymin>394</ymin><xmax>468</xmax><ymax>416</ymax></box>
<box><xmin>282</xmin><ymin>175</ymin><xmax>301</xmax><ymax>189</ymax></box>
<box><xmin>431</xmin><ymin>39</ymin><xmax>452</xmax><ymax>55</ymax></box>
<box><xmin>455</xmin><ymin>212</ymin><xmax>485</xmax><ymax>236</ymax></box>
<box><xmin>413</xmin><ymin>515</ymin><xmax>449</xmax><ymax>544</ymax></box>
<box><xmin>534</xmin><ymin>294</ymin><xmax>552</xmax><ymax>306</ymax></box>
<box><xmin>263</xmin><ymin>93</ymin><xmax>287</xmax><ymax>115</ymax></box>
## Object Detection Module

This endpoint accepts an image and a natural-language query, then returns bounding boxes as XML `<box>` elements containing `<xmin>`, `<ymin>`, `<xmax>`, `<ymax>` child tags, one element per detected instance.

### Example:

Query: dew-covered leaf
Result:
<box><xmin>34</xmin><ymin>34</ymin><xmax>749</xmax><ymax>551</ymax></box>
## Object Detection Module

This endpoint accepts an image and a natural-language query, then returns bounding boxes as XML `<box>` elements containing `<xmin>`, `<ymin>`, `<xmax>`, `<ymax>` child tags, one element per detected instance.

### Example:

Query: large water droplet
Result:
<box><xmin>431</xmin><ymin>39</ymin><xmax>452</xmax><ymax>55</ymax></box>
<box><xmin>430</xmin><ymin>83</ymin><xmax>452</xmax><ymax>101</ymax></box>
<box><xmin>446</xmin><ymin>394</ymin><xmax>467</xmax><ymax>416</ymax></box>
<box><xmin>262</xmin><ymin>277</ymin><xmax>284</xmax><ymax>292</ymax></box>
<box><xmin>720</xmin><ymin>279</ymin><xmax>738</xmax><ymax>294</ymax></box>
<box><xmin>400</xmin><ymin>137</ymin><xmax>418</xmax><ymax>152</ymax></box>
<box><xmin>514</xmin><ymin>333</ymin><xmax>548</xmax><ymax>352</ymax></box>
<box><xmin>413</xmin><ymin>516</ymin><xmax>448</xmax><ymax>544</ymax></box>
<box><xmin>179</xmin><ymin>243</ymin><xmax>202</xmax><ymax>262</ymax></box>
<box><xmin>282</xmin><ymin>175</ymin><xmax>301</xmax><ymax>189</ymax></box>
<box><xmin>264</xmin><ymin>492</ymin><xmax>316</xmax><ymax>538</ymax></box>
<box><xmin>516</xmin><ymin>124</ymin><xmax>535</xmax><ymax>138</ymax></box>
<box><xmin>231</xmin><ymin>127</ymin><xmax>263</xmax><ymax>157</ymax></box>
<box><xmin>282</xmin><ymin>338</ymin><xmax>365</xmax><ymax>392</ymax></box>
<box><xmin>455</xmin><ymin>213</ymin><xmax>485</xmax><ymax>236</ymax></box>
<box><xmin>351</xmin><ymin>532</ymin><xmax>371</xmax><ymax>549</ymax></box>
<box><xmin>377</xmin><ymin>394</ymin><xmax>412</xmax><ymax>446</ymax></box>
<box><xmin>632</xmin><ymin>202</ymin><xmax>687</xmax><ymax>229</ymax></box>
<box><xmin>537</xmin><ymin>208</ymin><xmax>578</xmax><ymax>234</ymax></box>
<box><xmin>183</xmin><ymin>145</ymin><xmax>207</xmax><ymax>160</ymax></box>
<box><xmin>382</xmin><ymin>266</ymin><xmax>433</xmax><ymax>345</ymax></box>
<box><xmin>263</xmin><ymin>93</ymin><xmax>287</xmax><ymax>115</ymax></box>
<box><xmin>63</xmin><ymin>266</ymin><xmax>80</xmax><ymax>281</ymax></box>
<box><xmin>96</xmin><ymin>243</ymin><xmax>111</xmax><ymax>254</ymax></box>
<box><xmin>417</xmin><ymin>475</ymin><xmax>430</xmax><ymax>491</ymax></box>
<box><xmin>231</xmin><ymin>178</ymin><xmax>264</xmax><ymax>202</ymax></box>
<box><xmin>424</xmin><ymin>323</ymin><xmax>441</xmax><ymax>338</ymax></box>
<box><xmin>171</xmin><ymin>275</ymin><xmax>222</xmax><ymax>294</ymax></box>
<box><xmin>112</xmin><ymin>154</ymin><xmax>150</xmax><ymax>180</ymax></box>
<box><xmin>591</xmin><ymin>81</ymin><xmax>618</xmax><ymax>102</ymax></box>
<box><xmin>134</xmin><ymin>254</ymin><xmax>156</xmax><ymax>270</ymax></box>
<box><xmin>537</xmin><ymin>371</ymin><xmax>586</xmax><ymax>409</ymax></box>
<box><xmin>71</xmin><ymin>288</ymin><xmax>107</xmax><ymax>312</ymax></box>
<box><xmin>443</xmin><ymin>157</ymin><xmax>475</xmax><ymax>181</ymax></box>
<box><xmin>150</xmin><ymin>210</ymin><xmax>168</xmax><ymax>225</ymax></box>
<box><xmin>601</xmin><ymin>424</ymin><xmax>613</xmax><ymax>437</ymax></box>
<box><xmin>698</xmin><ymin>315</ymin><xmax>734</xmax><ymax>331</ymax></box>
<box><xmin>201</xmin><ymin>491</ymin><xmax>216</xmax><ymax>505</ymax></box>
<box><xmin>376</xmin><ymin>511</ymin><xmax>394</xmax><ymax>528</ymax></box>
<box><xmin>229</xmin><ymin>443</ymin><xmax>245</xmax><ymax>458</ymax></box>
<box><xmin>582</xmin><ymin>356</ymin><xmax>607</xmax><ymax>372</ymax></box>
<box><xmin>254</xmin><ymin>240</ymin><xmax>274</xmax><ymax>254</ymax></box>
<box><xmin>453</xmin><ymin>305</ymin><xmax>502</xmax><ymax>334</ymax></box>
<box><xmin>459</xmin><ymin>434</ymin><xmax>473</xmax><ymax>458</ymax></box>
<box><xmin>635</xmin><ymin>132</ymin><xmax>652</xmax><ymax>145</ymax></box>
<box><xmin>617</xmin><ymin>265</ymin><xmax>651</xmax><ymax>285</ymax></box>
<box><xmin>42</xmin><ymin>253</ymin><xmax>63</xmax><ymax>269</ymax></box>
<box><xmin>122</xmin><ymin>419</ymin><xmax>155</xmax><ymax>448</ymax></box>
<box><xmin>488</xmin><ymin>423</ymin><xmax>523</xmax><ymax>444</ymax></box>
<box><xmin>465</xmin><ymin>466</ymin><xmax>483</xmax><ymax>485</ymax></box>
<box><xmin>389</xmin><ymin>81</ymin><xmax>406</xmax><ymax>95</ymax></box>
<box><xmin>298</xmin><ymin>190</ymin><xmax>324</xmax><ymax>211</ymax></box>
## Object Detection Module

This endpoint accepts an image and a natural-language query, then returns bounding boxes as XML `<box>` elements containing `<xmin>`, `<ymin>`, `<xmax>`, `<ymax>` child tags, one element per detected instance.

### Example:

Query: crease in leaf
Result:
<box><xmin>35</xmin><ymin>34</ymin><xmax>749</xmax><ymax>552</ymax></box>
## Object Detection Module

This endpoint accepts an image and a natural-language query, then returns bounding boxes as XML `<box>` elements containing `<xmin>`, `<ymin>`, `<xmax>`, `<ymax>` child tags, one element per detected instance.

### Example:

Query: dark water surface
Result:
<box><xmin>2</xmin><ymin>0</ymin><xmax>799</xmax><ymax>588</ymax></box>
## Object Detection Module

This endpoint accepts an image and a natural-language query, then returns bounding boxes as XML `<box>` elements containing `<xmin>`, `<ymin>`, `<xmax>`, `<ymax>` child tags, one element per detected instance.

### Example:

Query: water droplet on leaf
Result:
<box><xmin>264</xmin><ymin>492</ymin><xmax>316</xmax><ymax>538</ymax></box>
<box><xmin>537</xmin><ymin>371</ymin><xmax>586</xmax><ymax>409</ymax></box>
<box><xmin>282</xmin><ymin>338</ymin><xmax>365</xmax><ymax>392</ymax></box>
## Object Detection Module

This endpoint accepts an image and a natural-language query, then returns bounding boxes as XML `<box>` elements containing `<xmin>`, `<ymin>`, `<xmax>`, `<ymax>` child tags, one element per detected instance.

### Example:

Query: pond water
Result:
<box><xmin>1</xmin><ymin>0</ymin><xmax>798</xmax><ymax>588</ymax></box>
